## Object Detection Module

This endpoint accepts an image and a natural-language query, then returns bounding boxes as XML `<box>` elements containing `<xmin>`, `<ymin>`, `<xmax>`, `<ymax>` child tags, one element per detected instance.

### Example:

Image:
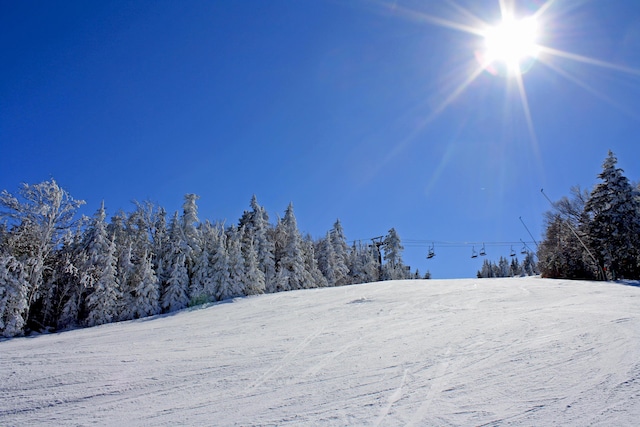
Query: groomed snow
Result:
<box><xmin>1</xmin><ymin>277</ymin><xmax>639</xmax><ymax>426</ymax></box>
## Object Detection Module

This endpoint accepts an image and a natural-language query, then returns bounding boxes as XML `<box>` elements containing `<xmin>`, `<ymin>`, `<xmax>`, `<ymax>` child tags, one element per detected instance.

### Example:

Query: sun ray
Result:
<box><xmin>539</xmin><ymin>59</ymin><xmax>640</xmax><ymax>120</ymax></box>
<box><xmin>445</xmin><ymin>0</ymin><xmax>492</xmax><ymax>32</ymax></box>
<box><xmin>538</xmin><ymin>46</ymin><xmax>640</xmax><ymax>76</ymax></box>
<box><xmin>513</xmin><ymin>71</ymin><xmax>539</xmax><ymax>153</ymax></box>
<box><xmin>430</xmin><ymin>66</ymin><xmax>486</xmax><ymax>120</ymax></box>
<box><xmin>372</xmin><ymin>0</ymin><xmax>485</xmax><ymax>36</ymax></box>
<box><xmin>531</xmin><ymin>0</ymin><xmax>556</xmax><ymax>20</ymax></box>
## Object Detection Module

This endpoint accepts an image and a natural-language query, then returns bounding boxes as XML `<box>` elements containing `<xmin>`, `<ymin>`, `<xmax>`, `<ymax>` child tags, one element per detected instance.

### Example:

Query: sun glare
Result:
<box><xmin>482</xmin><ymin>15</ymin><xmax>539</xmax><ymax>75</ymax></box>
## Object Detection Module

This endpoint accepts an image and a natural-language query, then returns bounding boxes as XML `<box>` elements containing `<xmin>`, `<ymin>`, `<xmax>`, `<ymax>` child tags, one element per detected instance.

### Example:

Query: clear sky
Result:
<box><xmin>2</xmin><ymin>0</ymin><xmax>640</xmax><ymax>279</ymax></box>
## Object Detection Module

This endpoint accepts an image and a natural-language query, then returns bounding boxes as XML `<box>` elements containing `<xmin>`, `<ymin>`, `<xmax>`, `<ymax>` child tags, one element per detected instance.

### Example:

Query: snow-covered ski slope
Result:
<box><xmin>2</xmin><ymin>277</ymin><xmax>640</xmax><ymax>426</ymax></box>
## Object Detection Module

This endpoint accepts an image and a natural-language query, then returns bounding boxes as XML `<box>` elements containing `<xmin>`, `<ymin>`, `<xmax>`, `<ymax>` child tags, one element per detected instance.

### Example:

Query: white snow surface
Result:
<box><xmin>2</xmin><ymin>277</ymin><xmax>640</xmax><ymax>426</ymax></box>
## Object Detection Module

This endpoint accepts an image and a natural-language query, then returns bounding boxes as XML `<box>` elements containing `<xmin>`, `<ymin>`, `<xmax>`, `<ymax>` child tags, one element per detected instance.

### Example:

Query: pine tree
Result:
<box><xmin>316</xmin><ymin>232</ymin><xmax>339</xmax><ymax>286</ymax></box>
<box><xmin>498</xmin><ymin>256</ymin><xmax>510</xmax><ymax>277</ymax></box>
<box><xmin>584</xmin><ymin>151</ymin><xmax>640</xmax><ymax>279</ymax></box>
<box><xmin>274</xmin><ymin>203</ymin><xmax>313</xmax><ymax>291</ymax></box>
<box><xmin>243</xmin><ymin>234</ymin><xmax>266</xmax><ymax>295</ymax></box>
<box><xmin>0</xmin><ymin>254</ymin><xmax>29</xmax><ymax>337</ymax></box>
<box><xmin>510</xmin><ymin>257</ymin><xmax>522</xmax><ymax>277</ymax></box>
<box><xmin>240</xmin><ymin>196</ymin><xmax>276</xmax><ymax>292</ymax></box>
<box><xmin>382</xmin><ymin>228</ymin><xmax>407</xmax><ymax>280</ymax></box>
<box><xmin>226</xmin><ymin>225</ymin><xmax>248</xmax><ymax>297</ymax></box>
<box><xmin>302</xmin><ymin>234</ymin><xmax>327</xmax><ymax>289</ymax></box>
<box><xmin>50</xmin><ymin>228</ymin><xmax>85</xmax><ymax>330</ymax></box>
<box><xmin>152</xmin><ymin>208</ymin><xmax>170</xmax><ymax>295</ymax></box>
<box><xmin>181</xmin><ymin>194</ymin><xmax>201</xmax><ymax>284</ymax></box>
<box><xmin>198</xmin><ymin>221</ymin><xmax>220</xmax><ymax>301</ymax></box>
<box><xmin>329</xmin><ymin>220</ymin><xmax>350</xmax><ymax>286</ymax></box>
<box><xmin>85</xmin><ymin>235</ymin><xmax>121</xmax><ymax>327</ymax></box>
<box><xmin>129</xmin><ymin>250</ymin><xmax>160</xmax><ymax>318</ymax></box>
<box><xmin>211</xmin><ymin>224</ymin><xmax>232</xmax><ymax>301</ymax></box>
<box><xmin>189</xmin><ymin>227</ymin><xmax>213</xmax><ymax>305</ymax></box>
<box><xmin>348</xmin><ymin>242</ymin><xmax>380</xmax><ymax>284</ymax></box>
<box><xmin>160</xmin><ymin>212</ymin><xmax>190</xmax><ymax>312</ymax></box>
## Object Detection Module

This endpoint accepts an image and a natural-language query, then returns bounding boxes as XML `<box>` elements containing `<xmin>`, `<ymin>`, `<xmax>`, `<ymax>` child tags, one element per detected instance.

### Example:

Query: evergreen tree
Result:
<box><xmin>498</xmin><ymin>256</ymin><xmax>510</xmax><ymax>277</ymax></box>
<box><xmin>129</xmin><ymin>250</ymin><xmax>160</xmax><ymax>318</ymax></box>
<box><xmin>316</xmin><ymin>232</ymin><xmax>339</xmax><ymax>286</ymax></box>
<box><xmin>212</xmin><ymin>224</ymin><xmax>232</xmax><ymax>301</ymax></box>
<box><xmin>302</xmin><ymin>234</ymin><xmax>327</xmax><ymax>289</ymax></box>
<box><xmin>239</xmin><ymin>196</ymin><xmax>276</xmax><ymax>292</ymax></box>
<box><xmin>583</xmin><ymin>151</ymin><xmax>640</xmax><ymax>279</ymax></box>
<box><xmin>152</xmin><ymin>207</ymin><xmax>170</xmax><ymax>295</ymax></box>
<box><xmin>329</xmin><ymin>220</ymin><xmax>350</xmax><ymax>286</ymax></box>
<box><xmin>382</xmin><ymin>228</ymin><xmax>407</xmax><ymax>280</ymax></box>
<box><xmin>348</xmin><ymin>242</ymin><xmax>380</xmax><ymax>284</ymax></box>
<box><xmin>243</xmin><ymin>234</ymin><xmax>266</xmax><ymax>295</ymax></box>
<box><xmin>0</xmin><ymin>254</ymin><xmax>29</xmax><ymax>337</ymax></box>
<box><xmin>181</xmin><ymin>194</ymin><xmax>201</xmax><ymax>283</ymax></box>
<box><xmin>50</xmin><ymin>228</ymin><xmax>85</xmax><ymax>330</ymax></box>
<box><xmin>160</xmin><ymin>212</ymin><xmax>190</xmax><ymax>312</ymax></box>
<box><xmin>510</xmin><ymin>257</ymin><xmax>522</xmax><ymax>277</ymax></box>
<box><xmin>189</xmin><ymin>226</ymin><xmax>213</xmax><ymax>305</ymax></box>
<box><xmin>274</xmin><ymin>203</ymin><xmax>313</xmax><ymax>291</ymax></box>
<box><xmin>226</xmin><ymin>225</ymin><xmax>248</xmax><ymax>297</ymax></box>
<box><xmin>85</xmin><ymin>235</ymin><xmax>121</xmax><ymax>327</ymax></box>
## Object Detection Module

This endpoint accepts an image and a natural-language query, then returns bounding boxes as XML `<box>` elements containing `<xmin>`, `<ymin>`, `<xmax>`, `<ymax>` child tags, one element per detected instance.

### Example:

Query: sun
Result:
<box><xmin>482</xmin><ymin>14</ymin><xmax>540</xmax><ymax>76</ymax></box>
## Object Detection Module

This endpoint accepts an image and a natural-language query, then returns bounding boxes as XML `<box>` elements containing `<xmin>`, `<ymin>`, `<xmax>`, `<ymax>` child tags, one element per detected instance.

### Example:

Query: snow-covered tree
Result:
<box><xmin>225</xmin><ymin>225</ymin><xmax>248</xmax><ymax>298</ymax></box>
<box><xmin>329</xmin><ymin>220</ymin><xmax>350</xmax><ymax>286</ymax></box>
<box><xmin>348</xmin><ymin>242</ymin><xmax>380</xmax><ymax>284</ymax></box>
<box><xmin>0</xmin><ymin>180</ymin><xmax>85</xmax><ymax>331</ymax></box>
<box><xmin>302</xmin><ymin>234</ymin><xmax>327</xmax><ymax>289</ymax></box>
<box><xmin>85</xmin><ymin>235</ymin><xmax>121</xmax><ymax>327</ymax></box>
<box><xmin>189</xmin><ymin>224</ymin><xmax>214</xmax><ymax>305</ymax></box>
<box><xmin>239</xmin><ymin>195</ymin><xmax>276</xmax><ymax>292</ymax></box>
<box><xmin>0</xmin><ymin>254</ymin><xmax>29</xmax><ymax>337</ymax></box>
<box><xmin>538</xmin><ymin>186</ymin><xmax>594</xmax><ymax>279</ymax></box>
<box><xmin>243</xmin><ymin>233</ymin><xmax>266</xmax><ymax>296</ymax></box>
<box><xmin>211</xmin><ymin>224</ymin><xmax>232</xmax><ymax>301</ymax></box>
<box><xmin>82</xmin><ymin>203</ymin><xmax>121</xmax><ymax>326</ymax></box>
<box><xmin>316</xmin><ymin>232</ymin><xmax>339</xmax><ymax>286</ymax></box>
<box><xmin>152</xmin><ymin>207</ymin><xmax>170</xmax><ymax>293</ymax></box>
<box><xmin>274</xmin><ymin>203</ymin><xmax>313</xmax><ymax>291</ymax></box>
<box><xmin>583</xmin><ymin>151</ymin><xmax>640</xmax><ymax>279</ymax></box>
<box><xmin>181</xmin><ymin>194</ymin><xmax>201</xmax><ymax>283</ymax></box>
<box><xmin>382</xmin><ymin>228</ymin><xmax>407</xmax><ymax>280</ymax></box>
<box><xmin>48</xmin><ymin>227</ymin><xmax>85</xmax><ymax>330</ymax></box>
<box><xmin>127</xmin><ymin>250</ymin><xmax>160</xmax><ymax>318</ymax></box>
<box><xmin>160</xmin><ymin>212</ymin><xmax>190</xmax><ymax>312</ymax></box>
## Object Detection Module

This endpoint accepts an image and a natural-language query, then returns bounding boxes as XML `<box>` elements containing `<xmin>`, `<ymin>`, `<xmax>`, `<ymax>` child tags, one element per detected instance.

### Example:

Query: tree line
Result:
<box><xmin>476</xmin><ymin>254</ymin><xmax>538</xmax><ymax>278</ymax></box>
<box><xmin>0</xmin><ymin>181</ymin><xmax>415</xmax><ymax>337</ymax></box>
<box><xmin>537</xmin><ymin>151</ymin><xmax>640</xmax><ymax>281</ymax></box>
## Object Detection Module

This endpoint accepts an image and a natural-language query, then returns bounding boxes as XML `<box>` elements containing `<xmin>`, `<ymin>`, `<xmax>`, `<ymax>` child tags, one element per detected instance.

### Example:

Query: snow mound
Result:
<box><xmin>1</xmin><ymin>277</ymin><xmax>640</xmax><ymax>426</ymax></box>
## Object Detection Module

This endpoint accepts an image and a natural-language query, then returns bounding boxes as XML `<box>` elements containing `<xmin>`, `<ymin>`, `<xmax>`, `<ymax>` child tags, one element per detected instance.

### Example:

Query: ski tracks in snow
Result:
<box><xmin>243</xmin><ymin>327</ymin><xmax>325</xmax><ymax>394</ymax></box>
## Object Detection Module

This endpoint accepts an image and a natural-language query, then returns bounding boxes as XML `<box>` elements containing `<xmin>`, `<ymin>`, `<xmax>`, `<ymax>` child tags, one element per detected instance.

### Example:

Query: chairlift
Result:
<box><xmin>510</xmin><ymin>246</ymin><xmax>516</xmax><ymax>257</ymax></box>
<box><xmin>520</xmin><ymin>244</ymin><xmax>528</xmax><ymax>254</ymax></box>
<box><xmin>426</xmin><ymin>243</ymin><xmax>435</xmax><ymax>259</ymax></box>
<box><xmin>471</xmin><ymin>246</ymin><xmax>478</xmax><ymax>258</ymax></box>
<box><xmin>479</xmin><ymin>243</ymin><xmax>486</xmax><ymax>257</ymax></box>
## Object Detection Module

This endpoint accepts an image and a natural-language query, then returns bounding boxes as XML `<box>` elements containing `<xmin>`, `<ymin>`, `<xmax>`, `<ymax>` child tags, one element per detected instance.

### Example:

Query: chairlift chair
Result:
<box><xmin>427</xmin><ymin>243</ymin><xmax>435</xmax><ymax>259</ymax></box>
<box><xmin>471</xmin><ymin>246</ymin><xmax>478</xmax><ymax>258</ymax></box>
<box><xmin>510</xmin><ymin>246</ymin><xmax>516</xmax><ymax>257</ymax></box>
<box><xmin>521</xmin><ymin>244</ymin><xmax>528</xmax><ymax>254</ymax></box>
<box><xmin>479</xmin><ymin>243</ymin><xmax>486</xmax><ymax>257</ymax></box>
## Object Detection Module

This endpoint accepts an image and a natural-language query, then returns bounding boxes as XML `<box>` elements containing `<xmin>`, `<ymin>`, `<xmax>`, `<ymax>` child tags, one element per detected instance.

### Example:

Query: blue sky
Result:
<box><xmin>2</xmin><ymin>0</ymin><xmax>640</xmax><ymax>278</ymax></box>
